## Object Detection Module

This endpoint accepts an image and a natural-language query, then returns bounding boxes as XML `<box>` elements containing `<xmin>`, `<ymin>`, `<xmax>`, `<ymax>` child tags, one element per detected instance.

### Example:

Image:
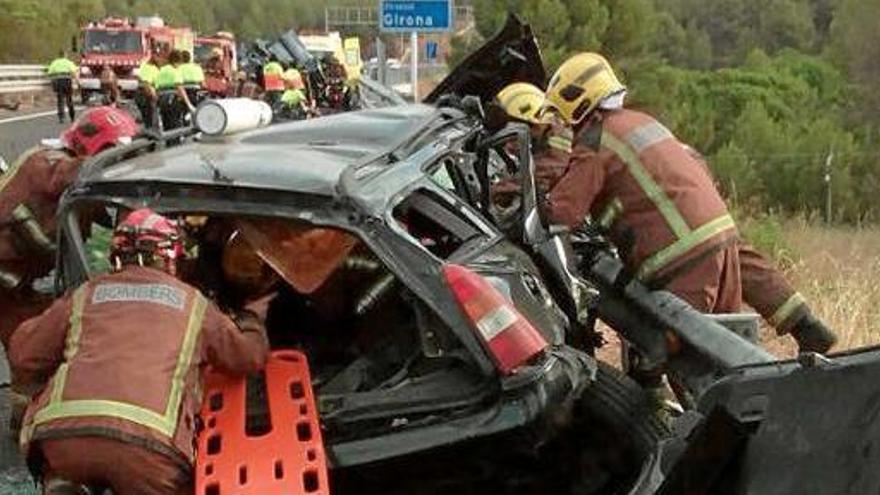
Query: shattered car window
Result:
<box><xmin>393</xmin><ymin>189</ymin><xmax>483</xmax><ymax>259</ymax></box>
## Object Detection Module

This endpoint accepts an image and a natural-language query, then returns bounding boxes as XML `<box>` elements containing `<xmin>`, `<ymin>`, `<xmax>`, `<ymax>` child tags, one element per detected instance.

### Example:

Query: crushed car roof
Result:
<box><xmin>85</xmin><ymin>104</ymin><xmax>435</xmax><ymax>196</ymax></box>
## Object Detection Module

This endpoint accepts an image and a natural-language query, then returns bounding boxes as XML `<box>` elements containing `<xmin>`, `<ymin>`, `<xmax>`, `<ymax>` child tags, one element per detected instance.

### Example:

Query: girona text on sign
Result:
<box><xmin>380</xmin><ymin>0</ymin><xmax>453</xmax><ymax>32</ymax></box>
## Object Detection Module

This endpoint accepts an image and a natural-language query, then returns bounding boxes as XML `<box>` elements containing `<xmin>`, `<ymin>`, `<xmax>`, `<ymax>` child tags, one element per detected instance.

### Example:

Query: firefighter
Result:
<box><xmin>155</xmin><ymin>50</ymin><xmax>195</xmax><ymax>134</ymax></box>
<box><xmin>541</xmin><ymin>53</ymin><xmax>741</xmax><ymax>314</ymax></box>
<box><xmin>487</xmin><ymin>82</ymin><xmax>573</xmax><ymax>218</ymax></box>
<box><xmin>98</xmin><ymin>64</ymin><xmax>120</xmax><ymax>106</ymax></box>
<box><xmin>179</xmin><ymin>50</ymin><xmax>206</xmax><ymax>106</ymax></box>
<box><xmin>46</xmin><ymin>51</ymin><xmax>77</xmax><ymax>123</ymax></box>
<box><xmin>279</xmin><ymin>68</ymin><xmax>309</xmax><ymax>120</ymax></box>
<box><xmin>540</xmin><ymin>54</ymin><xmax>743</xmax><ymax>411</ymax></box>
<box><xmin>1</xmin><ymin>107</ymin><xmax>140</xmax><ymax>435</ymax></box>
<box><xmin>11</xmin><ymin>208</ymin><xmax>269</xmax><ymax>495</ymax></box>
<box><xmin>235</xmin><ymin>70</ymin><xmax>263</xmax><ymax>100</ymax></box>
<box><xmin>205</xmin><ymin>47</ymin><xmax>224</xmax><ymax>77</ymax></box>
<box><xmin>262</xmin><ymin>58</ymin><xmax>285</xmax><ymax>107</ymax></box>
<box><xmin>322</xmin><ymin>54</ymin><xmax>349</xmax><ymax>111</ymax></box>
<box><xmin>137</xmin><ymin>55</ymin><xmax>161</xmax><ymax>129</ymax></box>
<box><xmin>0</xmin><ymin>106</ymin><xmax>140</xmax><ymax>350</ymax></box>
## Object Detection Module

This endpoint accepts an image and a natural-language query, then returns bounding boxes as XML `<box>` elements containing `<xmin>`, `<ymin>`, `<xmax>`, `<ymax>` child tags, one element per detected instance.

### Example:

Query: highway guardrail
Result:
<box><xmin>0</xmin><ymin>65</ymin><xmax>50</xmax><ymax>94</ymax></box>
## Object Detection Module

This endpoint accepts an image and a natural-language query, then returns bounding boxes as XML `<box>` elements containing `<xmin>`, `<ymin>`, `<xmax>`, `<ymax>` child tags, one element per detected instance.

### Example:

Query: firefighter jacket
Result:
<box><xmin>0</xmin><ymin>147</ymin><xmax>81</xmax><ymax>291</ymax></box>
<box><xmin>138</xmin><ymin>62</ymin><xmax>160</xmax><ymax>87</ymax></box>
<box><xmin>545</xmin><ymin>108</ymin><xmax>738</xmax><ymax>283</ymax></box>
<box><xmin>180</xmin><ymin>62</ymin><xmax>206</xmax><ymax>86</ymax></box>
<box><xmin>155</xmin><ymin>65</ymin><xmax>183</xmax><ymax>91</ymax></box>
<box><xmin>263</xmin><ymin>62</ymin><xmax>285</xmax><ymax>92</ymax></box>
<box><xmin>11</xmin><ymin>265</ymin><xmax>269</xmax><ymax>468</ymax></box>
<box><xmin>47</xmin><ymin>58</ymin><xmax>77</xmax><ymax>80</ymax></box>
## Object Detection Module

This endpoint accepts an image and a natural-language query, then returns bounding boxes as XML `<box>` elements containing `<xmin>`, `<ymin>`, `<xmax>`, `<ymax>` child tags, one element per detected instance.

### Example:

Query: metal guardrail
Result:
<box><xmin>0</xmin><ymin>64</ymin><xmax>50</xmax><ymax>94</ymax></box>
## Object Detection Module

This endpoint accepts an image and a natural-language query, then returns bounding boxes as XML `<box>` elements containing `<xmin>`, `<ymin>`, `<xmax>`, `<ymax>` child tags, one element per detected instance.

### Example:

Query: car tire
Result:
<box><xmin>571</xmin><ymin>361</ymin><xmax>669</xmax><ymax>494</ymax></box>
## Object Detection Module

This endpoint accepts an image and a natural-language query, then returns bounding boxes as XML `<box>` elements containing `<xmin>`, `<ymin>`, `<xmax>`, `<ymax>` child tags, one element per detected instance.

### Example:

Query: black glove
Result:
<box><xmin>792</xmin><ymin>313</ymin><xmax>838</xmax><ymax>354</ymax></box>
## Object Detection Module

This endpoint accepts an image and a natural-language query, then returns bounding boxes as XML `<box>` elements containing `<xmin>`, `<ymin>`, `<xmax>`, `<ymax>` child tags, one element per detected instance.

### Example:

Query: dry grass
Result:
<box><xmin>761</xmin><ymin>219</ymin><xmax>880</xmax><ymax>357</ymax></box>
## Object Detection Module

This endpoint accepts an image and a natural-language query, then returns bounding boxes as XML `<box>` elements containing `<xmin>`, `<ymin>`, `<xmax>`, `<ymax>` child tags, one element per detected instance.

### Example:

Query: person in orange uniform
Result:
<box><xmin>0</xmin><ymin>106</ymin><xmax>140</xmax><ymax>351</ymax></box>
<box><xmin>262</xmin><ymin>58</ymin><xmax>285</xmax><ymax>107</ymax></box>
<box><xmin>541</xmin><ymin>53</ymin><xmax>741</xmax><ymax>314</ymax></box>
<box><xmin>11</xmin><ymin>208</ymin><xmax>269</xmax><ymax>495</ymax></box>
<box><xmin>540</xmin><ymin>53</ymin><xmax>744</xmax><ymax>408</ymax></box>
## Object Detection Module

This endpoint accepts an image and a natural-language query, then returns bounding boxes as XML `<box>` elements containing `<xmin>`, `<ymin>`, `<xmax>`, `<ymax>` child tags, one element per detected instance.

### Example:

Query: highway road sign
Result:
<box><xmin>380</xmin><ymin>0</ymin><xmax>454</xmax><ymax>33</ymax></box>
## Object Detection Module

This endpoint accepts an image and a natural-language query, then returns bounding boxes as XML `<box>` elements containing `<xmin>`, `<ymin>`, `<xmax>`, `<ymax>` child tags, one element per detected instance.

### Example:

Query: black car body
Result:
<box><xmin>56</xmin><ymin>88</ymin><xmax>667</xmax><ymax>492</ymax></box>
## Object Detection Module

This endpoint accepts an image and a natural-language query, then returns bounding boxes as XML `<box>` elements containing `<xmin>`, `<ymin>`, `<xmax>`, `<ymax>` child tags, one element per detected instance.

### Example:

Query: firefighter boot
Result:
<box><xmin>792</xmin><ymin>312</ymin><xmax>838</xmax><ymax>354</ymax></box>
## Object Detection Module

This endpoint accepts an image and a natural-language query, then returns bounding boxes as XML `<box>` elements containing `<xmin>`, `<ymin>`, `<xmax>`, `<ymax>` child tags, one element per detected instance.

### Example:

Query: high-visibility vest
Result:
<box><xmin>154</xmin><ymin>65</ymin><xmax>182</xmax><ymax>91</ymax></box>
<box><xmin>281</xmin><ymin>89</ymin><xmax>304</xmax><ymax>107</ymax></box>
<box><xmin>47</xmin><ymin>58</ymin><xmax>77</xmax><ymax>78</ymax></box>
<box><xmin>180</xmin><ymin>62</ymin><xmax>205</xmax><ymax>85</ymax></box>
<box><xmin>138</xmin><ymin>62</ymin><xmax>159</xmax><ymax>86</ymax></box>
<box><xmin>263</xmin><ymin>62</ymin><xmax>284</xmax><ymax>91</ymax></box>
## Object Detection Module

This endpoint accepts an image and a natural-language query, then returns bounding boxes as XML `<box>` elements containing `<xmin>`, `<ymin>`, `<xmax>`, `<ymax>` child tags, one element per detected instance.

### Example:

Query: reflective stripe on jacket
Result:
<box><xmin>11</xmin><ymin>265</ymin><xmax>269</xmax><ymax>464</ymax></box>
<box><xmin>739</xmin><ymin>243</ymin><xmax>806</xmax><ymax>333</ymax></box>
<box><xmin>546</xmin><ymin>108</ymin><xmax>736</xmax><ymax>282</ymax></box>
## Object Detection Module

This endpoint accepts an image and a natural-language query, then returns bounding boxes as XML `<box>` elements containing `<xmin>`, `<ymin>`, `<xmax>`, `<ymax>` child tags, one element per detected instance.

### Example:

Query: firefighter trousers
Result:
<box><xmin>38</xmin><ymin>437</ymin><xmax>191</xmax><ymax>495</ymax></box>
<box><xmin>663</xmin><ymin>243</ymin><xmax>742</xmax><ymax>314</ymax></box>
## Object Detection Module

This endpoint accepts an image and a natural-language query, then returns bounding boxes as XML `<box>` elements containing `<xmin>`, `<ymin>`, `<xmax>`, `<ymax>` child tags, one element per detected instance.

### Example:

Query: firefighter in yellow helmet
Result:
<box><xmin>539</xmin><ymin>53</ymin><xmax>741</xmax><ymax>411</ymax></box>
<box><xmin>490</xmin><ymin>82</ymin><xmax>573</xmax><ymax>206</ymax></box>
<box><xmin>542</xmin><ymin>52</ymin><xmax>741</xmax><ymax>314</ymax></box>
<box><xmin>542</xmin><ymin>52</ymin><xmax>836</xmax><ymax>354</ymax></box>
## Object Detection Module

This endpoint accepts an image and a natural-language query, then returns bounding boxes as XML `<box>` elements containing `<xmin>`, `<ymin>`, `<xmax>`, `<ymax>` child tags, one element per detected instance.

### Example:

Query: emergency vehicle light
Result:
<box><xmin>443</xmin><ymin>264</ymin><xmax>548</xmax><ymax>375</ymax></box>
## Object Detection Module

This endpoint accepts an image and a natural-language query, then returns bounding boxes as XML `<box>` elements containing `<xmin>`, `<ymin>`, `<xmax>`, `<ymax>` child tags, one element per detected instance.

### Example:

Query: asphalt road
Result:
<box><xmin>0</xmin><ymin>110</ymin><xmax>71</xmax><ymax>163</ymax></box>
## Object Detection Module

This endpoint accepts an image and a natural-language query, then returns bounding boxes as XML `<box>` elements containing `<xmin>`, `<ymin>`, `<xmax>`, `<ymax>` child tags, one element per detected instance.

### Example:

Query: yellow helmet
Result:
<box><xmin>543</xmin><ymin>53</ymin><xmax>626</xmax><ymax>125</ymax></box>
<box><xmin>495</xmin><ymin>82</ymin><xmax>551</xmax><ymax>125</ymax></box>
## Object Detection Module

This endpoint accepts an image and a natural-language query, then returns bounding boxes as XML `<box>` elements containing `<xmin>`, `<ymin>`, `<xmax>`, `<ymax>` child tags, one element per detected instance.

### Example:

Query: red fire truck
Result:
<box><xmin>78</xmin><ymin>16</ymin><xmax>194</xmax><ymax>102</ymax></box>
<box><xmin>194</xmin><ymin>32</ymin><xmax>238</xmax><ymax>97</ymax></box>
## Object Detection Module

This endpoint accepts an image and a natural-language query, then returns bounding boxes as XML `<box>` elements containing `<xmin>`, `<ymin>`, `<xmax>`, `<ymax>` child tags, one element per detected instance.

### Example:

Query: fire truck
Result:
<box><xmin>194</xmin><ymin>32</ymin><xmax>238</xmax><ymax>97</ymax></box>
<box><xmin>78</xmin><ymin>16</ymin><xmax>194</xmax><ymax>102</ymax></box>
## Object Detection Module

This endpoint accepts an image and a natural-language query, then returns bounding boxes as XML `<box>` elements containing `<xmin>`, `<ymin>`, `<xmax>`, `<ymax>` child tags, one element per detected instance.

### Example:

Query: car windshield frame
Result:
<box><xmin>84</xmin><ymin>29</ymin><xmax>144</xmax><ymax>54</ymax></box>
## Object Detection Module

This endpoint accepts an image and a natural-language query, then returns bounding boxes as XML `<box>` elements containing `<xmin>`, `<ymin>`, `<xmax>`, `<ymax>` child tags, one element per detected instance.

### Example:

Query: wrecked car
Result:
<box><xmin>55</xmin><ymin>99</ymin><xmax>667</xmax><ymax>493</ymax></box>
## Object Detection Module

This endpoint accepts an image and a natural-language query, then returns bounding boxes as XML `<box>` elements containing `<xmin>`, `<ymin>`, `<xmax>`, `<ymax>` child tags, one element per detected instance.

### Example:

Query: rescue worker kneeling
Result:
<box><xmin>10</xmin><ymin>208</ymin><xmax>269</xmax><ymax>495</ymax></box>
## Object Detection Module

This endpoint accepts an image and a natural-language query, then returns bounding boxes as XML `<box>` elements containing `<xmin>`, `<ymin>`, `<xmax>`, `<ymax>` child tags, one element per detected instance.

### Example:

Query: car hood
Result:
<box><xmin>425</xmin><ymin>14</ymin><xmax>546</xmax><ymax>104</ymax></box>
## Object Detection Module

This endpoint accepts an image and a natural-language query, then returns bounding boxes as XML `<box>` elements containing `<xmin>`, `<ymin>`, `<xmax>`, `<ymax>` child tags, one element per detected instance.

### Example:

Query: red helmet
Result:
<box><xmin>61</xmin><ymin>106</ymin><xmax>140</xmax><ymax>157</ymax></box>
<box><xmin>110</xmin><ymin>208</ymin><xmax>184</xmax><ymax>274</ymax></box>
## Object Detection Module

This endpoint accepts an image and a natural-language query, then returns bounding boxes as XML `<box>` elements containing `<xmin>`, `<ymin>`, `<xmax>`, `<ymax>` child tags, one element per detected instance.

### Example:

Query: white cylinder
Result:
<box><xmin>195</xmin><ymin>98</ymin><xmax>273</xmax><ymax>136</ymax></box>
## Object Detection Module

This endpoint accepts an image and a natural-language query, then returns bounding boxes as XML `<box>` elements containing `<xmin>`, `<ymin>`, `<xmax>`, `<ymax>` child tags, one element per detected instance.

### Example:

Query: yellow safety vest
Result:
<box><xmin>154</xmin><ymin>65</ymin><xmax>182</xmax><ymax>91</ymax></box>
<box><xmin>180</xmin><ymin>62</ymin><xmax>205</xmax><ymax>85</ymax></box>
<box><xmin>47</xmin><ymin>58</ymin><xmax>77</xmax><ymax>78</ymax></box>
<box><xmin>138</xmin><ymin>62</ymin><xmax>160</xmax><ymax>86</ymax></box>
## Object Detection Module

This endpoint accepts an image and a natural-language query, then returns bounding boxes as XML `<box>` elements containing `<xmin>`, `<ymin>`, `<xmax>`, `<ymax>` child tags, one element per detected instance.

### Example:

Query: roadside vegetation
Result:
<box><xmin>460</xmin><ymin>0</ymin><xmax>880</xmax><ymax>224</ymax></box>
<box><xmin>762</xmin><ymin>219</ymin><xmax>880</xmax><ymax>356</ymax></box>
